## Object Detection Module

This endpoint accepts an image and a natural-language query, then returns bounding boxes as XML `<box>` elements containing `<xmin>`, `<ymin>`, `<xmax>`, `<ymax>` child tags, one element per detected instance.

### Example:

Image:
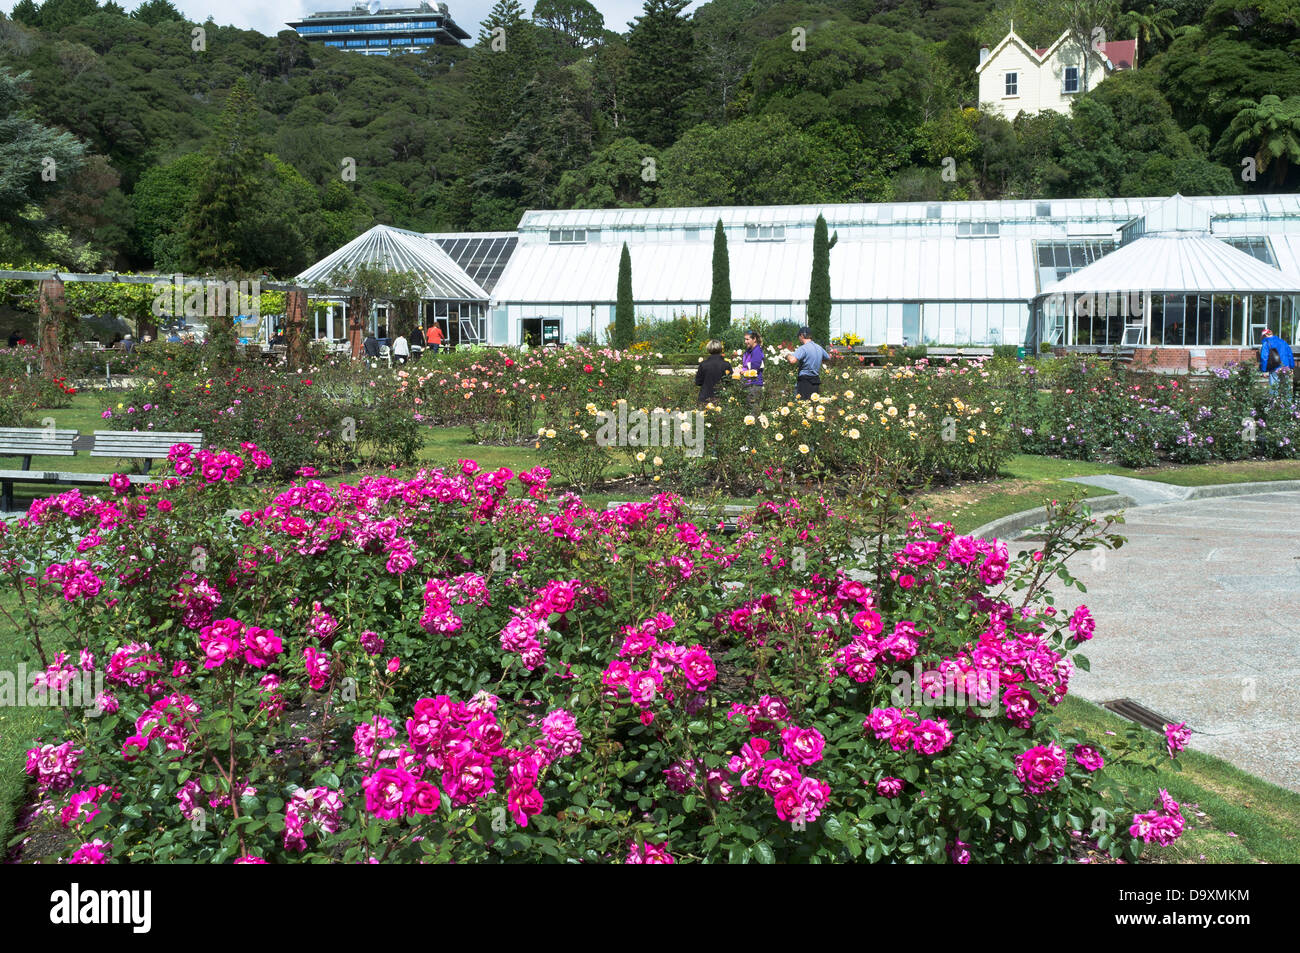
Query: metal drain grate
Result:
<box><xmin>1102</xmin><ymin>698</ymin><xmax>1187</xmax><ymax>734</ymax></box>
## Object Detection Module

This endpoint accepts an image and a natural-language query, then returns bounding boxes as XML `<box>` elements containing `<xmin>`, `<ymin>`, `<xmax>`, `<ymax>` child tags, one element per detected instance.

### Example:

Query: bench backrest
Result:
<box><xmin>0</xmin><ymin>427</ymin><xmax>79</xmax><ymax>459</ymax></box>
<box><xmin>91</xmin><ymin>431</ymin><xmax>204</xmax><ymax>460</ymax></box>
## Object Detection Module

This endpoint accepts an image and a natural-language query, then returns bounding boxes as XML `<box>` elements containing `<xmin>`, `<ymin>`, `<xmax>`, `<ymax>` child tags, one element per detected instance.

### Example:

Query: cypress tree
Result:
<box><xmin>709</xmin><ymin>218</ymin><xmax>731</xmax><ymax>338</ymax></box>
<box><xmin>807</xmin><ymin>213</ymin><xmax>832</xmax><ymax>343</ymax></box>
<box><xmin>614</xmin><ymin>242</ymin><xmax>634</xmax><ymax>349</ymax></box>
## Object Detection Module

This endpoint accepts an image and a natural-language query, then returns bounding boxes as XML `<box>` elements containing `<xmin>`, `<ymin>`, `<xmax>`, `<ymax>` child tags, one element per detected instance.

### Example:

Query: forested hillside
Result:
<box><xmin>2</xmin><ymin>0</ymin><xmax>1297</xmax><ymax>277</ymax></box>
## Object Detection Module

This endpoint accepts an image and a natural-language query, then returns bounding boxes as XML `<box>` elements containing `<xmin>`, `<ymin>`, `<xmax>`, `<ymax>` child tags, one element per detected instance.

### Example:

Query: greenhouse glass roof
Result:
<box><xmin>296</xmin><ymin>224</ymin><xmax>487</xmax><ymax>300</ymax></box>
<box><xmin>1041</xmin><ymin>233</ymin><xmax>1300</xmax><ymax>296</ymax></box>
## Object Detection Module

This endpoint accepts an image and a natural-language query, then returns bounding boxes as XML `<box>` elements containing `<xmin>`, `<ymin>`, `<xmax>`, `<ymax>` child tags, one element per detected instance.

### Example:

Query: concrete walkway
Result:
<box><xmin>1063</xmin><ymin>473</ymin><xmax>1195</xmax><ymax>505</ymax></box>
<box><xmin>1007</xmin><ymin>488</ymin><xmax>1300</xmax><ymax>792</ymax></box>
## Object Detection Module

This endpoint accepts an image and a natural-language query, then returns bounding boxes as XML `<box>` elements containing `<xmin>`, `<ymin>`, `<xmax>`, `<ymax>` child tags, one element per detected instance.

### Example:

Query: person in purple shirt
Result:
<box><xmin>740</xmin><ymin>330</ymin><xmax>764</xmax><ymax>409</ymax></box>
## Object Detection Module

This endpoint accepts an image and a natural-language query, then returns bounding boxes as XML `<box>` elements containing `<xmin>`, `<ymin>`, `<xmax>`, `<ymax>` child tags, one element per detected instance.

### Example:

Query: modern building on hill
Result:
<box><xmin>977</xmin><ymin>29</ymin><xmax>1137</xmax><ymax>118</ymax></box>
<box><xmin>298</xmin><ymin>195</ymin><xmax>1300</xmax><ymax>369</ymax></box>
<box><xmin>287</xmin><ymin>1</ymin><xmax>469</xmax><ymax>55</ymax></box>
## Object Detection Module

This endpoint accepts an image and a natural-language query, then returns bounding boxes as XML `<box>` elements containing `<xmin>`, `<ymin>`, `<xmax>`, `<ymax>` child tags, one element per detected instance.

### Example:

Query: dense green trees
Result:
<box><xmin>1227</xmin><ymin>95</ymin><xmax>1300</xmax><ymax>188</ymax></box>
<box><xmin>625</xmin><ymin>0</ymin><xmax>698</xmax><ymax>148</ymax></box>
<box><xmin>0</xmin><ymin>0</ymin><xmax>1291</xmax><ymax>275</ymax></box>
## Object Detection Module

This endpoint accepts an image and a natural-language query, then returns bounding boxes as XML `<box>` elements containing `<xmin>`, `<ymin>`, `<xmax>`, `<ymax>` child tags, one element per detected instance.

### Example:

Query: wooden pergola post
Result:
<box><xmin>285</xmin><ymin>287</ymin><xmax>309</xmax><ymax>369</ymax></box>
<box><xmin>38</xmin><ymin>277</ymin><xmax>68</xmax><ymax>380</ymax></box>
<box><xmin>348</xmin><ymin>295</ymin><xmax>365</xmax><ymax>360</ymax></box>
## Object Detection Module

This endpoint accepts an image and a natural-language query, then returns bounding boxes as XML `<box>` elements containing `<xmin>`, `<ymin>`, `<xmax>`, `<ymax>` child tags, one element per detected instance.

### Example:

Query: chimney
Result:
<box><xmin>979</xmin><ymin>46</ymin><xmax>990</xmax><ymax>64</ymax></box>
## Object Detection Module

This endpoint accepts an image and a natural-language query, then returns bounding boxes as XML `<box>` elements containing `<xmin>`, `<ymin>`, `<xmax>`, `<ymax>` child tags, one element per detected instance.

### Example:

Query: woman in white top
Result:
<box><xmin>391</xmin><ymin>332</ymin><xmax>410</xmax><ymax>365</ymax></box>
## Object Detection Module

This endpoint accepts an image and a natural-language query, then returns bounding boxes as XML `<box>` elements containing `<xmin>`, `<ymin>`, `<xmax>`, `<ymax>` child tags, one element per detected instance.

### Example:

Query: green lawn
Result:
<box><xmin>0</xmin><ymin>592</ymin><xmax>71</xmax><ymax>853</ymax></box>
<box><xmin>1055</xmin><ymin>695</ymin><xmax>1300</xmax><ymax>864</ymax></box>
<box><xmin>1128</xmin><ymin>459</ymin><xmax>1300</xmax><ymax>486</ymax></box>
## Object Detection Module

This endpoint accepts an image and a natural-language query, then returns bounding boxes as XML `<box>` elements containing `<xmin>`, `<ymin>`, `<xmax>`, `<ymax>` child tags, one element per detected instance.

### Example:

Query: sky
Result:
<box><xmin>0</xmin><ymin>0</ymin><xmax>697</xmax><ymax>41</ymax></box>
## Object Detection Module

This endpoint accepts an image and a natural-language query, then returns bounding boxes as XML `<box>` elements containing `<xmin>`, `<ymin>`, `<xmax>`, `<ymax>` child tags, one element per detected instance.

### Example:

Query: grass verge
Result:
<box><xmin>1056</xmin><ymin>695</ymin><xmax>1300</xmax><ymax>863</ymax></box>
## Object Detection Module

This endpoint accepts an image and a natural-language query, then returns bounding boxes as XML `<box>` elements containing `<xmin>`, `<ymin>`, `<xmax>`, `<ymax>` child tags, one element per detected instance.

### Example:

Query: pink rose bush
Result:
<box><xmin>4</xmin><ymin>445</ymin><xmax>1179</xmax><ymax>863</ymax></box>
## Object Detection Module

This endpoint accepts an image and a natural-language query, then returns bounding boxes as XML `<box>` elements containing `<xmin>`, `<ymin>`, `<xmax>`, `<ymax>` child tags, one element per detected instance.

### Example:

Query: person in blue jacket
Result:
<box><xmin>1260</xmin><ymin>328</ymin><xmax>1295</xmax><ymax>391</ymax></box>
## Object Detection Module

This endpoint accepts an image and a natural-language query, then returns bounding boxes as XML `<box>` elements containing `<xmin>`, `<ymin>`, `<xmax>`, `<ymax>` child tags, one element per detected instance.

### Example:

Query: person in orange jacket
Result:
<box><xmin>426</xmin><ymin>323</ymin><xmax>445</xmax><ymax>354</ymax></box>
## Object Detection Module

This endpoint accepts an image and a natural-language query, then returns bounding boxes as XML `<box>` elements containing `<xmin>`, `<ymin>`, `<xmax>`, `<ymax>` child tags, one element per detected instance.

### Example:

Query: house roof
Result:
<box><xmin>978</xmin><ymin>30</ymin><xmax>1136</xmax><ymax>73</ymax></box>
<box><xmin>1102</xmin><ymin>38</ymin><xmax>1137</xmax><ymax>69</ymax></box>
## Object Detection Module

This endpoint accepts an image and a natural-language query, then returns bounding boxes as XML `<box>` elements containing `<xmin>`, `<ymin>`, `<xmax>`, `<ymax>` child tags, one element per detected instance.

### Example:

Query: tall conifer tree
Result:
<box><xmin>709</xmin><ymin>218</ymin><xmax>731</xmax><ymax>337</ymax></box>
<box><xmin>615</xmin><ymin>242</ymin><xmax>634</xmax><ymax>349</ymax></box>
<box><xmin>807</xmin><ymin>214</ymin><xmax>833</xmax><ymax>343</ymax></box>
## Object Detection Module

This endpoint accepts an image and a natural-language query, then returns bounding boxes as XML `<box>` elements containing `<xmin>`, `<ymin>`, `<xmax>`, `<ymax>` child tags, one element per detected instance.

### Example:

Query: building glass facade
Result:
<box><xmin>287</xmin><ymin>2</ymin><xmax>470</xmax><ymax>55</ymax></box>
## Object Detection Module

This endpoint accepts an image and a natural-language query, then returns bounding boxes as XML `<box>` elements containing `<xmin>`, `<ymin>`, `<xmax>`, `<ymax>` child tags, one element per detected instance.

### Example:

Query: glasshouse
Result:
<box><xmin>300</xmin><ymin>194</ymin><xmax>1300</xmax><ymax>358</ymax></box>
<box><xmin>1031</xmin><ymin>196</ymin><xmax>1300</xmax><ymax>366</ymax></box>
<box><xmin>295</xmin><ymin>225</ymin><xmax>503</xmax><ymax>346</ymax></box>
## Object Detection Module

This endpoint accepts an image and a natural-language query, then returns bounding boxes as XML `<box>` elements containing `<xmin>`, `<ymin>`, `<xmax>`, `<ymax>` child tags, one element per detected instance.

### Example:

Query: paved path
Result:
<box><xmin>1063</xmin><ymin>473</ymin><xmax>1196</xmax><ymax>505</ymax></box>
<box><xmin>1008</xmin><ymin>489</ymin><xmax>1300</xmax><ymax>792</ymax></box>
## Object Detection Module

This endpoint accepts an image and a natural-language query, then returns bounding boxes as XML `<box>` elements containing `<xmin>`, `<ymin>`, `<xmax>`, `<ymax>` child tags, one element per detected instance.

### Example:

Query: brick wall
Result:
<box><xmin>1126</xmin><ymin>348</ymin><xmax>1259</xmax><ymax>372</ymax></box>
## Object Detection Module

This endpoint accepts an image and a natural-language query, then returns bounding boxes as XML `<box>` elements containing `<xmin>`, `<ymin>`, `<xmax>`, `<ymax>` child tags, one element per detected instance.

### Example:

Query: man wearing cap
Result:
<box><xmin>786</xmin><ymin>326</ymin><xmax>830</xmax><ymax>399</ymax></box>
<box><xmin>1260</xmin><ymin>328</ymin><xmax>1295</xmax><ymax>392</ymax></box>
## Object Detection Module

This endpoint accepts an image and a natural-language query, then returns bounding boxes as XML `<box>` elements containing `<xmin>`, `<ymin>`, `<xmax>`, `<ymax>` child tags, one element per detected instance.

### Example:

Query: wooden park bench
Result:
<box><xmin>90</xmin><ymin>430</ymin><xmax>204</xmax><ymax>473</ymax></box>
<box><xmin>606</xmin><ymin>499</ymin><xmax>751</xmax><ymax>533</ymax></box>
<box><xmin>0</xmin><ymin>428</ymin><xmax>203</xmax><ymax>512</ymax></box>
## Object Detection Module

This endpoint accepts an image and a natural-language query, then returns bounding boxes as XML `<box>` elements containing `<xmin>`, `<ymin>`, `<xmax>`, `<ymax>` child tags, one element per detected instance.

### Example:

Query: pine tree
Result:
<box><xmin>807</xmin><ymin>214</ymin><xmax>833</xmax><ymax>344</ymax></box>
<box><xmin>615</xmin><ymin>242</ymin><xmax>634</xmax><ymax>349</ymax></box>
<box><xmin>625</xmin><ymin>0</ymin><xmax>698</xmax><ymax>148</ymax></box>
<box><xmin>183</xmin><ymin>78</ymin><xmax>263</xmax><ymax>272</ymax></box>
<box><xmin>709</xmin><ymin>219</ymin><xmax>730</xmax><ymax>337</ymax></box>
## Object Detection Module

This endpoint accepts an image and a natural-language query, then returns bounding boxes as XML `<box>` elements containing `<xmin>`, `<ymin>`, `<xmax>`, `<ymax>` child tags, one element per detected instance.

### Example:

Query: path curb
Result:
<box><xmin>970</xmin><ymin>479</ymin><xmax>1300</xmax><ymax>541</ymax></box>
<box><xmin>970</xmin><ymin>494</ymin><xmax>1135</xmax><ymax>541</ymax></box>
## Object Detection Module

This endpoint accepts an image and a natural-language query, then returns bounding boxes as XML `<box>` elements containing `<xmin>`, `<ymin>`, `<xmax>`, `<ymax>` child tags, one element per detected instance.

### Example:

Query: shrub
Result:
<box><xmin>2</xmin><ymin>453</ymin><xmax>1184</xmax><ymax>864</ymax></box>
<box><xmin>106</xmin><ymin>362</ymin><xmax>419</xmax><ymax>477</ymax></box>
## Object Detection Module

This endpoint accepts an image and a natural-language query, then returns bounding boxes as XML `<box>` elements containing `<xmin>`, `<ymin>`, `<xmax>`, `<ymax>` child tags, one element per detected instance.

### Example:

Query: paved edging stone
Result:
<box><xmin>970</xmin><ymin>494</ymin><xmax>1135</xmax><ymax>541</ymax></box>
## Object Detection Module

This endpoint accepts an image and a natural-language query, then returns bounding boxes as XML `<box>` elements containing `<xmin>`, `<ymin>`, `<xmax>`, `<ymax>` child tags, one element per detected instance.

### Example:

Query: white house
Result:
<box><xmin>977</xmin><ymin>29</ymin><xmax>1137</xmax><ymax>119</ymax></box>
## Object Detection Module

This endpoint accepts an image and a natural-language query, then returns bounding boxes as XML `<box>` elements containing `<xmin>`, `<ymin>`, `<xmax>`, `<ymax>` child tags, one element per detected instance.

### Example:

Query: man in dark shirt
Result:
<box><xmin>695</xmin><ymin>340</ymin><xmax>733</xmax><ymax>404</ymax></box>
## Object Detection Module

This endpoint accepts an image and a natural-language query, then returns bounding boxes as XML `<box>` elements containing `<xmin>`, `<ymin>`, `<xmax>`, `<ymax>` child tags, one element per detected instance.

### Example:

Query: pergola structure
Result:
<box><xmin>0</xmin><ymin>269</ymin><xmax>312</xmax><ymax>376</ymax></box>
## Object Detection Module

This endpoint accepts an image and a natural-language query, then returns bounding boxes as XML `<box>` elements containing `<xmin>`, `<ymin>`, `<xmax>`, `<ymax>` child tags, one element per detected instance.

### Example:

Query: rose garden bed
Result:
<box><xmin>0</xmin><ymin>442</ymin><xmax>1192</xmax><ymax>864</ymax></box>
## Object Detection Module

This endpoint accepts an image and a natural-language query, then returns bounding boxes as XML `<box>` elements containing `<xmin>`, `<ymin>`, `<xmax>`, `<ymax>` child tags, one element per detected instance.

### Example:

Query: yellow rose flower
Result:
<box><xmin>744</xmin><ymin>415</ymin><xmax>756</xmax><ymax>425</ymax></box>
<box><xmin>653</xmin><ymin>456</ymin><xmax>663</xmax><ymax>466</ymax></box>
<box><xmin>798</xmin><ymin>444</ymin><xmax>809</xmax><ymax>454</ymax></box>
<box><xmin>848</xmin><ymin>428</ymin><xmax>860</xmax><ymax>439</ymax></box>
<box><xmin>636</xmin><ymin>452</ymin><xmax>646</xmax><ymax>462</ymax></box>
<box><xmin>775</xmin><ymin>432</ymin><xmax>784</xmax><ymax>441</ymax></box>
